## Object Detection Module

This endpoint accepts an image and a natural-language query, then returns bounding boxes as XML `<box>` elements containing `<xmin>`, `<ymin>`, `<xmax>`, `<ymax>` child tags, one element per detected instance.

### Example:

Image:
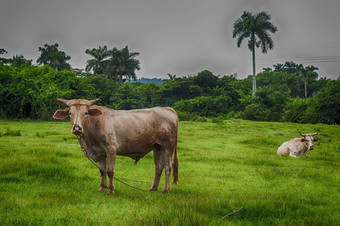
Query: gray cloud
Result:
<box><xmin>1</xmin><ymin>0</ymin><xmax>339</xmax><ymax>79</ymax></box>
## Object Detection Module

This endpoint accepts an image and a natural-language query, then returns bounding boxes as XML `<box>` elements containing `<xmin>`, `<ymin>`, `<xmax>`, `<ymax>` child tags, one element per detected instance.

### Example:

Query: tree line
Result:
<box><xmin>0</xmin><ymin>55</ymin><xmax>339</xmax><ymax>124</ymax></box>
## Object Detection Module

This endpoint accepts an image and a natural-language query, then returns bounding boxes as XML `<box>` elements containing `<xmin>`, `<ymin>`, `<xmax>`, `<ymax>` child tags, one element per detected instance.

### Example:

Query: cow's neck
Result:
<box><xmin>77</xmin><ymin>134</ymin><xmax>94</xmax><ymax>158</ymax></box>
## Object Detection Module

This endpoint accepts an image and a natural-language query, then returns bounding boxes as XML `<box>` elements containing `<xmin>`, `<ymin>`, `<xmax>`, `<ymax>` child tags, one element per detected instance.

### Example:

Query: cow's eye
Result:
<box><xmin>69</xmin><ymin>112</ymin><xmax>72</xmax><ymax>116</ymax></box>
<box><xmin>84</xmin><ymin>112</ymin><xmax>88</xmax><ymax>116</ymax></box>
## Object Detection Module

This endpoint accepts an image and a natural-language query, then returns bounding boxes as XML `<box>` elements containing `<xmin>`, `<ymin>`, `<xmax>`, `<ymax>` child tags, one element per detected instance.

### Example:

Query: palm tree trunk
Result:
<box><xmin>119</xmin><ymin>74</ymin><xmax>124</xmax><ymax>86</ymax></box>
<box><xmin>304</xmin><ymin>79</ymin><xmax>307</xmax><ymax>98</ymax></box>
<box><xmin>296</xmin><ymin>76</ymin><xmax>300</xmax><ymax>98</ymax></box>
<box><xmin>252</xmin><ymin>45</ymin><xmax>256</xmax><ymax>96</ymax></box>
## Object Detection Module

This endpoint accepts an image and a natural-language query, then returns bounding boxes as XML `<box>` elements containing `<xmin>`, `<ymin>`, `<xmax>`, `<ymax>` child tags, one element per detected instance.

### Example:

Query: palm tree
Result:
<box><xmin>294</xmin><ymin>63</ymin><xmax>305</xmax><ymax>97</ymax></box>
<box><xmin>107</xmin><ymin>46</ymin><xmax>140</xmax><ymax>85</ymax></box>
<box><xmin>167</xmin><ymin>73</ymin><xmax>177</xmax><ymax>81</ymax></box>
<box><xmin>301</xmin><ymin>65</ymin><xmax>318</xmax><ymax>98</ymax></box>
<box><xmin>85</xmin><ymin>45</ymin><xmax>110</xmax><ymax>75</ymax></box>
<box><xmin>233</xmin><ymin>11</ymin><xmax>277</xmax><ymax>95</ymax></box>
<box><xmin>273</xmin><ymin>63</ymin><xmax>284</xmax><ymax>72</ymax></box>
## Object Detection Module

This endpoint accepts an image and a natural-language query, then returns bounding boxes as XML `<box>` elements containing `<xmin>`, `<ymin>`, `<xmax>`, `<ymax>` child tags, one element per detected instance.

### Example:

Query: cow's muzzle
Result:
<box><xmin>309</xmin><ymin>145</ymin><xmax>314</xmax><ymax>150</ymax></box>
<box><xmin>72</xmin><ymin>124</ymin><xmax>83</xmax><ymax>135</ymax></box>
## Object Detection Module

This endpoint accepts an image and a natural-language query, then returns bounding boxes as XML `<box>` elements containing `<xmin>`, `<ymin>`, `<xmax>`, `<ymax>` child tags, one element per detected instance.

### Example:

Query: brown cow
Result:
<box><xmin>53</xmin><ymin>98</ymin><xmax>178</xmax><ymax>194</ymax></box>
<box><xmin>277</xmin><ymin>133</ymin><xmax>318</xmax><ymax>157</ymax></box>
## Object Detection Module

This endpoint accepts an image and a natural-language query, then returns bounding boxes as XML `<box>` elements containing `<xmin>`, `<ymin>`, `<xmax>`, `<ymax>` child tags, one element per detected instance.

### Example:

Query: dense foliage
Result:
<box><xmin>0</xmin><ymin>61</ymin><xmax>339</xmax><ymax>124</ymax></box>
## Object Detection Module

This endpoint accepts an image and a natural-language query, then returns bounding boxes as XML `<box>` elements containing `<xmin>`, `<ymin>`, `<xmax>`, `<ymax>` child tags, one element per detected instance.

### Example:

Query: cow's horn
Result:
<box><xmin>300</xmin><ymin>133</ymin><xmax>306</xmax><ymax>137</ymax></box>
<box><xmin>57</xmin><ymin>98</ymin><xmax>69</xmax><ymax>106</ymax></box>
<box><xmin>311</xmin><ymin>132</ymin><xmax>318</xmax><ymax>136</ymax></box>
<box><xmin>89</xmin><ymin>98</ymin><xmax>101</xmax><ymax>105</ymax></box>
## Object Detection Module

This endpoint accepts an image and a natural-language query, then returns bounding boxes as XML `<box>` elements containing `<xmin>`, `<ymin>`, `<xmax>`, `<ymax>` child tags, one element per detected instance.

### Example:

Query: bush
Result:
<box><xmin>176</xmin><ymin>111</ymin><xmax>207</xmax><ymax>122</ymax></box>
<box><xmin>281</xmin><ymin>98</ymin><xmax>310</xmax><ymax>123</ymax></box>
<box><xmin>173</xmin><ymin>95</ymin><xmax>232</xmax><ymax>117</ymax></box>
<box><xmin>211</xmin><ymin>115</ymin><xmax>225</xmax><ymax>124</ymax></box>
<box><xmin>239</xmin><ymin>88</ymin><xmax>290</xmax><ymax>122</ymax></box>
<box><xmin>0</xmin><ymin>63</ymin><xmax>95</xmax><ymax>120</ymax></box>
<box><xmin>241</xmin><ymin>103</ymin><xmax>272</xmax><ymax>121</ymax></box>
<box><xmin>303</xmin><ymin>80</ymin><xmax>340</xmax><ymax>124</ymax></box>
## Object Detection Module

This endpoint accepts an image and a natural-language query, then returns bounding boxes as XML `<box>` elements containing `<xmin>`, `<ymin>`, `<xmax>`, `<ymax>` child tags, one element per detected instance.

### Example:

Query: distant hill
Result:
<box><xmin>128</xmin><ymin>77</ymin><xmax>164</xmax><ymax>85</ymax></box>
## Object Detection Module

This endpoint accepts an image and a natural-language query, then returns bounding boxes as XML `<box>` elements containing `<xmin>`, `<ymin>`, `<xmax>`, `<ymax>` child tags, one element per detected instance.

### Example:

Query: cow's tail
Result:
<box><xmin>172</xmin><ymin>131</ymin><xmax>179</xmax><ymax>185</ymax></box>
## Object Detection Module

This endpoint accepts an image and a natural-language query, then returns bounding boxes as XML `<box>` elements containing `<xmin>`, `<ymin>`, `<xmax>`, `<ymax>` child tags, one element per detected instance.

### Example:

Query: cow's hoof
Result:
<box><xmin>107</xmin><ymin>189</ymin><xmax>115</xmax><ymax>195</ymax></box>
<box><xmin>149</xmin><ymin>187</ymin><xmax>158</xmax><ymax>192</ymax></box>
<box><xmin>162</xmin><ymin>189</ymin><xmax>170</xmax><ymax>194</ymax></box>
<box><xmin>98</xmin><ymin>187</ymin><xmax>106</xmax><ymax>192</ymax></box>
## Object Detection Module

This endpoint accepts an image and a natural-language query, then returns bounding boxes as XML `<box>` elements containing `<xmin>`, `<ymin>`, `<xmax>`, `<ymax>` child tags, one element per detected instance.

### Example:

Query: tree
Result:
<box><xmin>10</xmin><ymin>55</ymin><xmax>32</xmax><ymax>67</ymax></box>
<box><xmin>233</xmin><ymin>11</ymin><xmax>277</xmax><ymax>95</ymax></box>
<box><xmin>85</xmin><ymin>45</ymin><xmax>110</xmax><ymax>75</ymax></box>
<box><xmin>282</xmin><ymin>61</ymin><xmax>298</xmax><ymax>74</ymax></box>
<box><xmin>107</xmin><ymin>46</ymin><xmax>140</xmax><ymax>85</ymax></box>
<box><xmin>0</xmin><ymin>48</ymin><xmax>9</xmax><ymax>63</ymax></box>
<box><xmin>193</xmin><ymin>70</ymin><xmax>218</xmax><ymax>93</ymax></box>
<box><xmin>0</xmin><ymin>48</ymin><xmax>7</xmax><ymax>55</ymax></box>
<box><xmin>167</xmin><ymin>73</ymin><xmax>177</xmax><ymax>81</ymax></box>
<box><xmin>273</xmin><ymin>63</ymin><xmax>284</xmax><ymax>72</ymax></box>
<box><xmin>304</xmin><ymin>80</ymin><xmax>340</xmax><ymax>124</ymax></box>
<box><xmin>36</xmin><ymin>43</ymin><xmax>71</xmax><ymax>71</ymax></box>
<box><xmin>301</xmin><ymin>65</ymin><xmax>318</xmax><ymax>98</ymax></box>
<box><xmin>240</xmin><ymin>87</ymin><xmax>290</xmax><ymax>122</ymax></box>
<box><xmin>273</xmin><ymin>61</ymin><xmax>319</xmax><ymax>98</ymax></box>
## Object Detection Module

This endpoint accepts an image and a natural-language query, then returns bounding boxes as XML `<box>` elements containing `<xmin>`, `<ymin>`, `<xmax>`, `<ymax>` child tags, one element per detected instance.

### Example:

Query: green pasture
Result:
<box><xmin>0</xmin><ymin>119</ymin><xmax>339</xmax><ymax>225</ymax></box>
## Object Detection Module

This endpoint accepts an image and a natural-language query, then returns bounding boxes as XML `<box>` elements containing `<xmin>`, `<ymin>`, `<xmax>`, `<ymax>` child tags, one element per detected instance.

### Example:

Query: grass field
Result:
<box><xmin>0</xmin><ymin>119</ymin><xmax>339</xmax><ymax>225</ymax></box>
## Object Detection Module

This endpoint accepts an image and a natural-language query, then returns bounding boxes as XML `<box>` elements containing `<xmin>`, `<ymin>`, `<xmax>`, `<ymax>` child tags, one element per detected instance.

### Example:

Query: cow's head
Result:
<box><xmin>300</xmin><ymin>133</ymin><xmax>319</xmax><ymax>150</ymax></box>
<box><xmin>53</xmin><ymin>98</ymin><xmax>102</xmax><ymax>135</ymax></box>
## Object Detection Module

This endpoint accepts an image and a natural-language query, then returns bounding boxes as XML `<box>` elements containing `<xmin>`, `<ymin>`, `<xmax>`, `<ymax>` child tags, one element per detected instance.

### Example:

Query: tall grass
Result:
<box><xmin>0</xmin><ymin>119</ymin><xmax>339</xmax><ymax>225</ymax></box>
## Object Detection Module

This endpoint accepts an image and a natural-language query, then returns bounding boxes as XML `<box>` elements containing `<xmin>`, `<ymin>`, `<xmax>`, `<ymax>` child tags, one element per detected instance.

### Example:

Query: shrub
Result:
<box><xmin>239</xmin><ymin>88</ymin><xmax>290</xmax><ymax>122</ymax></box>
<box><xmin>173</xmin><ymin>95</ymin><xmax>232</xmax><ymax>117</ymax></box>
<box><xmin>241</xmin><ymin>103</ymin><xmax>272</xmax><ymax>121</ymax></box>
<box><xmin>303</xmin><ymin>80</ymin><xmax>340</xmax><ymax>124</ymax></box>
<box><xmin>176</xmin><ymin>111</ymin><xmax>207</xmax><ymax>122</ymax></box>
<box><xmin>211</xmin><ymin>115</ymin><xmax>225</xmax><ymax>124</ymax></box>
<box><xmin>281</xmin><ymin>98</ymin><xmax>310</xmax><ymax>123</ymax></box>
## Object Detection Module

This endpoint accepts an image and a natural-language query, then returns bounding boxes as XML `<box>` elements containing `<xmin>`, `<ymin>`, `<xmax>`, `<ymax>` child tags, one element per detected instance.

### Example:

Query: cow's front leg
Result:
<box><xmin>106</xmin><ymin>151</ymin><xmax>116</xmax><ymax>195</ymax></box>
<box><xmin>289</xmin><ymin>153</ymin><xmax>298</xmax><ymax>158</ymax></box>
<box><xmin>98</xmin><ymin>158</ymin><xmax>107</xmax><ymax>192</ymax></box>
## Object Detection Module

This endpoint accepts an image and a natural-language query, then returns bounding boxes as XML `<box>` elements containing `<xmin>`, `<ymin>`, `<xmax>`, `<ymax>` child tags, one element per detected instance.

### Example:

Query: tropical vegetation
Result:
<box><xmin>0</xmin><ymin>57</ymin><xmax>338</xmax><ymax>124</ymax></box>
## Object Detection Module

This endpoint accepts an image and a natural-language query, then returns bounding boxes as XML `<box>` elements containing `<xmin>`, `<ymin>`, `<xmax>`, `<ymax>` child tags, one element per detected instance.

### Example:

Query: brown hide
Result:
<box><xmin>53</xmin><ymin>99</ymin><xmax>178</xmax><ymax>194</ymax></box>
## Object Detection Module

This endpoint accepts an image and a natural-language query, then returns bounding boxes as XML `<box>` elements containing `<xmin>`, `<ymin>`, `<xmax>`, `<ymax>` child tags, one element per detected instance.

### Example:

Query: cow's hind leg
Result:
<box><xmin>98</xmin><ymin>158</ymin><xmax>107</xmax><ymax>192</ymax></box>
<box><xmin>162</xmin><ymin>147</ymin><xmax>172</xmax><ymax>194</ymax></box>
<box><xmin>149</xmin><ymin>145</ymin><xmax>163</xmax><ymax>191</ymax></box>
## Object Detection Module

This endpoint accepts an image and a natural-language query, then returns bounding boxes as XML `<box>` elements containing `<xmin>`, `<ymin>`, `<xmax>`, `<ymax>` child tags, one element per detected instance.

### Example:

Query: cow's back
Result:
<box><xmin>97</xmin><ymin>107</ymin><xmax>177</xmax><ymax>157</ymax></box>
<box><xmin>277</xmin><ymin>141</ymin><xmax>290</xmax><ymax>155</ymax></box>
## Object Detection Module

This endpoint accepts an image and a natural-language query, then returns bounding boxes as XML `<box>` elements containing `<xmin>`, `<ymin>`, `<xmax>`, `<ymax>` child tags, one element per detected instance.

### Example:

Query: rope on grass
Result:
<box><xmin>76</xmin><ymin>134</ymin><xmax>150</xmax><ymax>192</ymax></box>
<box><xmin>222</xmin><ymin>207</ymin><xmax>243</xmax><ymax>219</ymax></box>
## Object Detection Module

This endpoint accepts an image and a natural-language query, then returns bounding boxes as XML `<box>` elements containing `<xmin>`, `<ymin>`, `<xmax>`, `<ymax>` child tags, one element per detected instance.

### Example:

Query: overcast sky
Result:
<box><xmin>1</xmin><ymin>0</ymin><xmax>340</xmax><ymax>79</ymax></box>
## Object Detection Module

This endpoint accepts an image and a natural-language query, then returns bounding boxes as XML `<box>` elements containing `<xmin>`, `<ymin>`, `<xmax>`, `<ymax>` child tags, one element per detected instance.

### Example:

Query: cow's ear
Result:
<box><xmin>300</xmin><ymin>138</ymin><xmax>306</xmax><ymax>142</ymax></box>
<box><xmin>313</xmin><ymin>138</ymin><xmax>319</xmax><ymax>142</ymax></box>
<box><xmin>53</xmin><ymin>109</ymin><xmax>69</xmax><ymax>119</ymax></box>
<box><xmin>88</xmin><ymin>108</ymin><xmax>102</xmax><ymax>117</ymax></box>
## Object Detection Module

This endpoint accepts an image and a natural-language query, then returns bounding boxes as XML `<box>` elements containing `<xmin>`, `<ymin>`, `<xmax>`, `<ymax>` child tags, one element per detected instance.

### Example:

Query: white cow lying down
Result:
<box><xmin>277</xmin><ymin>133</ymin><xmax>318</xmax><ymax>157</ymax></box>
